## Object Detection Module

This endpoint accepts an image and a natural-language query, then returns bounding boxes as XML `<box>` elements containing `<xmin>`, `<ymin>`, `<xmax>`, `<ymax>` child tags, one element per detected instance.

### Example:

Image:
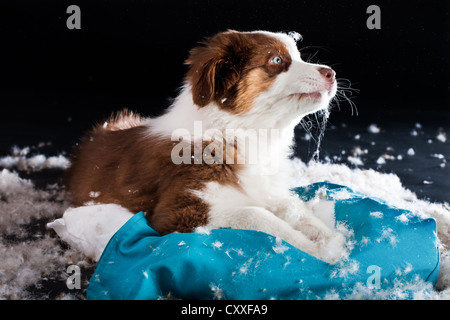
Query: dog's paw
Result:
<box><xmin>294</xmin><ymin>213</ymin><xmax>334</xmax><ymax>242</ymax></box>
<box><xmin>287</xmin><ymin>229</ymin><xmax>348</xmax><ymax>264</ymax></box>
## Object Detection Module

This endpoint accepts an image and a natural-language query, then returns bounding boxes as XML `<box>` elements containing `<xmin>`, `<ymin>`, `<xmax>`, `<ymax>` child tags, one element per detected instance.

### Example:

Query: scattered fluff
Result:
<box><xmin>1</xmin><ymin>146</ymin><xmax>450</xmax><ymax>299</ymax></box>
<box><xmin>289</xmin><ymin>159</ymin><xmax>450</xmax><ymax>295</ymax></box>
<box><xmin>0</xmin><ymin>167</ymin><xmax>94</xmax><ymax>300</ymax></box>
<box><xmin>0</xmin><ymin>146</ymin><xmax>70</xmax><ymax>172</ymax></box>
<box><xmin>47</xmin><ymin>204</ymin><xmax>134</xmax><ymax>261</ymax></box>
<box><xmin>0</xmin><ymin>169</ymin><xmax>66</xmax><ymax>237</ymax></box>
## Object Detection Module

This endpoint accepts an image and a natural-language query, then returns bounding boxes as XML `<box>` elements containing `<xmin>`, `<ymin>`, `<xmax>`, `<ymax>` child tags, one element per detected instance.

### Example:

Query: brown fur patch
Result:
<box><xmin>185</xmin><ymin>30</ymin><xmax>292</xmax><ymax>113</ymax></box>
<box><xmin>65</xmin><ymin>113</ymin><xmax>242</xmax><ymax>235</ymax></box>
<box><xmin>105</xmin><ymin>109</ymin><xmax>142</xmax><ymax>131</ymax></box>
<box><xmin>234</xmin><ymin>68</ymin><xmax>276</xmax><ymax>113</ymax></box>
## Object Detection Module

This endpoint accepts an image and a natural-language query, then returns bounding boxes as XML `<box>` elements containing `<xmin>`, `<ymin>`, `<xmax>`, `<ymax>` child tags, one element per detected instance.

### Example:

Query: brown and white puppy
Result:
<box><xmin>65</xmin><ymin>30</ymin><xmax>344</xmax><ymax>263</ymax></box>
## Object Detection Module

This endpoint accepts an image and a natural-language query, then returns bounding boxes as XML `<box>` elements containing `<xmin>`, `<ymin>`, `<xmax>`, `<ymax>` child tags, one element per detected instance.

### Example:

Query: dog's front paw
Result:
<box><xmin>294</xmin><ymin>213</ymin><xmax>334</xmax><ymax>242</ymax></box>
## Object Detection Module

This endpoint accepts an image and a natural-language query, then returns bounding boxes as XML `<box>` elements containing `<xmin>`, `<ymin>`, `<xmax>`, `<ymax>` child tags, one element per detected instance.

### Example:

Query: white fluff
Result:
<box><xmin>2</xmin><ymin>154</ymin><xmax>450</xmax><ymax>299</ymax></box>
<box><xmin>47</xmin><ymin>204</ymin><xmax>134</xmax><ymax>261</ymax></box>
<box><xmin>0</xmin><ymin>147</ymin><xmax>70</xmax><ymax>171</ymax></box>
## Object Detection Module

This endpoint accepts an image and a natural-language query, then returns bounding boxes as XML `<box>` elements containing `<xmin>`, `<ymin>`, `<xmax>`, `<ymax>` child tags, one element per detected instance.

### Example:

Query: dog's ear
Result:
<box><xmin>185</xmin><ymin>30</ymin><xmax>243</xmax><ymax>107</ymax></box>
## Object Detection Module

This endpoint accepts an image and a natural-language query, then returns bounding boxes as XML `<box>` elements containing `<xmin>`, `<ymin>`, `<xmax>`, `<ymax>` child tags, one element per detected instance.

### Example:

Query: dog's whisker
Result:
<box><xmin>333</xmin><ymin>78</ymin><xmax>359</xmax><ymax>116</ymax></box>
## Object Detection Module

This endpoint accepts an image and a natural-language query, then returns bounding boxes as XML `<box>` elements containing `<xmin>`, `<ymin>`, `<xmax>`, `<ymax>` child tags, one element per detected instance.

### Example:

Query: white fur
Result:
<box><xmin>145</xmin><ymin>31</ymin><xmax>343</xmax><ymax>263</ymax></box>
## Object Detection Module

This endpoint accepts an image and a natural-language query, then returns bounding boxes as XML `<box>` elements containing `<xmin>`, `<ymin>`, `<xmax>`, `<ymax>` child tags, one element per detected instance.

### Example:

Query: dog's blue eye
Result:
<box><xmin>271</xmin><ymin>56</ymin><xmax>283</xmax><ymax>65</ymax></box>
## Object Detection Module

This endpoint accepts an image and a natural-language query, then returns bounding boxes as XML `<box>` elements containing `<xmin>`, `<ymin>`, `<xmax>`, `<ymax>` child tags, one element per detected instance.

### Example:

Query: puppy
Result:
<box><xmin>65</xmin><ymin>30</ymin><xmax>344</xmax><ymax>263</ymax></box>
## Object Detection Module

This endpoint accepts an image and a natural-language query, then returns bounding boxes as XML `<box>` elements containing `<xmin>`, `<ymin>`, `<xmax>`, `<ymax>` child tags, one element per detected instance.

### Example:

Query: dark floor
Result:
<box><xmin>294</xmin><ymin>106</ymin><xmax>450</xmax><ymax>204</ymax></box>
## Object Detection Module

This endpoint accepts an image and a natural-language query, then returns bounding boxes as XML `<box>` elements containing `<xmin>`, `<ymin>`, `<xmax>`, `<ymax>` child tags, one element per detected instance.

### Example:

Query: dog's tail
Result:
<box><xmin>102</xmin><ymin>109</ymin><xmax>142</xmax><ymax>131</ymax></box>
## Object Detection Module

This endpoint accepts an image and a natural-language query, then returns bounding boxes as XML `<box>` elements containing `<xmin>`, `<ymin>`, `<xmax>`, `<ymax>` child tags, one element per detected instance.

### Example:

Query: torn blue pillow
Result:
<box><xmin>87</xmin><ymin>182</ymin><xmax>439</xmax><ymax>300</ymax></box>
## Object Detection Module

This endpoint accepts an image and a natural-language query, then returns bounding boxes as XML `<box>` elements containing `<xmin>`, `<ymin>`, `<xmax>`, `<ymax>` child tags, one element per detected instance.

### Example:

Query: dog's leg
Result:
<box><xmin>206</xmin><ymin>206</ymin><xmax>322</xmax><ymax>260</ymax></box>
<box><xmin>270</xmin><ymin>195</ymin><xmax>335</xmax><ymax>239</ymax></box>
<box><xmin>270</xmin><ymin>196</ymin><xmax>348</xmax><ymax>264</ymax></box>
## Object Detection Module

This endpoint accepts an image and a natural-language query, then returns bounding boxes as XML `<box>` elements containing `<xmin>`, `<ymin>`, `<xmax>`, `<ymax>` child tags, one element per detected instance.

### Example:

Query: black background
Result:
<box><xmin>0</xmin><ymin>0</ymin><xmax>449</xmax><ymax>127</ymax></box>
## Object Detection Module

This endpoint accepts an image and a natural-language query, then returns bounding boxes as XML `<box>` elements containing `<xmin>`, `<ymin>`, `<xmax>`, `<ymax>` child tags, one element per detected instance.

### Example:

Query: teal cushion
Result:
<box><xmin>87</xmin><ymin>182</ymin><xmax>439</xmax><ymax>300</ymax></box>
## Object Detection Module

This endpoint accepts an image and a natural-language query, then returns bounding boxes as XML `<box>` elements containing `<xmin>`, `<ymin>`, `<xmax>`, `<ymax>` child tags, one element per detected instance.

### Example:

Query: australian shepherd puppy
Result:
<box><xmin>65</xmin><ymin>30</ymin><xmax>345</xmax><ymax>263</ymax></box>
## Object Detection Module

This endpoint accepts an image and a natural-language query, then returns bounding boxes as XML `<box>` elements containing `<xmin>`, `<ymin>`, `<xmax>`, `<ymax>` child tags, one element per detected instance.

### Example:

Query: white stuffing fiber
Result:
<box><xmin>289</xmin><ymin>159</ymin><xmax>450</xmax><ymax>298</ymax></box>
<box><xmin>47</xmin><ymin>204</ymin><xmax>134</xmax><ymax>261</ymax></box>
<box><xmin>0</xmin><ymin>147</ymin><xmax>95</xmax><ymax>300</ymax></box>
<box><xmin>1</xmin><ymin>142</ymin><xmax>450</xmax><ymax>299</ymax></box>
<box><xmin>0</xmin><ymin>146</ymin><xmax>70</xmax><ymax>172</ymax></box>
<box><xmin>289</xmin><ymin>159</ymin><xmax>450</xmax><ymax>248</ymax></box>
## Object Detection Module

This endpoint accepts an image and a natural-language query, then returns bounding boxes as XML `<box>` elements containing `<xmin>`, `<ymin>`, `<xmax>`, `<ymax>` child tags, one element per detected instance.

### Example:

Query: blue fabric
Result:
<box><xmin>87</xmin><ymin>182</ymin><xmax>439</xmax><ymax>300</ymax></box>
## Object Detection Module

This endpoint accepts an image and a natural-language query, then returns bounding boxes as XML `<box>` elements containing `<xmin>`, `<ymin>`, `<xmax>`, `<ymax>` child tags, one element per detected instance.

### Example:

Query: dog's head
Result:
<box><xmin>185</xmin><ymin>30</ymin><xmax>337</xmax><ymax>124</ymax></box>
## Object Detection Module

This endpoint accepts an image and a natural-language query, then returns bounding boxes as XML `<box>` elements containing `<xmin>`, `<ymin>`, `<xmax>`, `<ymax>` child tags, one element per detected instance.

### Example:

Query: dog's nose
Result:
<box><xmin>319</xmin><ymin>67</ymin><xmax>336</xmax><ymax>80</ymax></box>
